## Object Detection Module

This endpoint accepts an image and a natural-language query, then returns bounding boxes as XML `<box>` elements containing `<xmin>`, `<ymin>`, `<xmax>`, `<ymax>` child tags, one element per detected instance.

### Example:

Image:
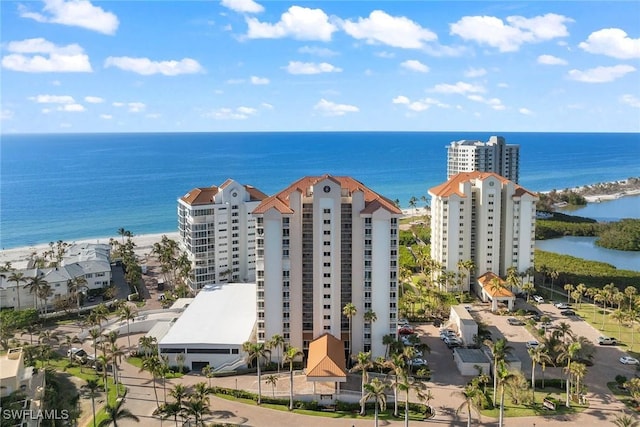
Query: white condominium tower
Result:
<box><xmin>252</xmin><ymin>175</ymin><xmax>402</xmax><ymax>360</ymax></box>
<box><xmin>177</xmin><ymin>179</ymin><xmax>268</xmax><ymax>292</ymax></box>
<box><xmin>429</xmin><ymin>172</ymin><xmax>538</xmax><ymax>292</ymax></box>
<box><xmin>447</xmin><ymin>136</ymin><xmax>520</xmax><ymax>183</ymax></box>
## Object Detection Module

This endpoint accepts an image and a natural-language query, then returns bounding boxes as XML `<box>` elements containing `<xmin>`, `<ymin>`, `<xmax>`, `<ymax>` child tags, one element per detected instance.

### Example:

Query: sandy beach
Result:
<box><xmin>0</xmin><ymin>231</ymin><xmax>180</xmax><ymax>270</ymax></box>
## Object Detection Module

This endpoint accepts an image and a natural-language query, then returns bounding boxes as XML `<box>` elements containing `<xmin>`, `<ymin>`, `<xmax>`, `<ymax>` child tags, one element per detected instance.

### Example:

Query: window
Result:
<box><xmin>324</xmin><ymin>220</ymin><xmax>331</xmax><ymax>224</ymax></box>
<box><xmin>323</xmin><ymin>208</ymin><xmax>330</xmax><ymax>214</ymax></box>
<box><xmin>324</xmin><ymin>230</ymin><xmax>331</xmax><ymax>235</ymax></box>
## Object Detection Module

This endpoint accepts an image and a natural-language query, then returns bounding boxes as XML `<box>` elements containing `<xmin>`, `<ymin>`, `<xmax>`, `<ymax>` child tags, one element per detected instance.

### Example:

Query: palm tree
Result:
<box><xmin>351</xmin><ymin>351</ymin><xmax>375</xmax><ymax>415</ymax></box>
<box><xmin>496</xmin><ymin>361</ymin><xmax>516</xmax><ymax>427</ymax></box>
<box><xmin>360</xmin><ymin>377</ymin><xmax>387</xmax><ymax>427</ymax></box>
<box><xmin>484</xmin><ymin>338</ymin><xmax>513</xmax><ymax>405</ymax></box>
<box><xmin>183</xmin><ymin>396</ymin><xmax>210</xmax><ymax>427</ymax></box>
<box><xmin>156</xmin><ymin>402</ymin><xmax>182</xmax><ymax>427</ymax></box>
<box><xmin>140</xmin><ymin>355</ymin><xmax>162</xmax><ymax>408</ymax></box>
<box><xmin>343</xmin><ymin>303</ymin><xmax>357</xmax><ymax>358</ymax></box>
<box><xmin>8</xmin><ymin>271</ymin><xmax>27</xmax><ymax>310</ymax></box>
<box><xmin>269</xmin><ymin>334</ymin><xmax>285</xmax><ymax>371</ymax></box>
<box><xmin>38</xmin><ymin>283</ymin><xmax>53</xmax><ymax>315</ymax></box>
<box><xmin>453</xmin><ymin>383</ymin><xmax>482</xmax><ymax>427</ymax></box>
<box><xmin>521</xmin><ymin>282</ymin><xmax>535</xmax><ymax>302</ymax></box>
<box><xmin>201</xmin><ymin>365</ymin><xmax>214</xmax><ymax>388</ymax></box>
<box><xmin>98</xmin><ymin>396</ymin><xmax>140</xmax><ymax>427</ymax></box>
<box><xmin>118</xmin><ymin>305</ymin><xmax>137</xmax><ymax>350</ymax></box>
<box><xmin>283</xmin><ymin>345</ymin><xmax>302</xmax><ymax>410</ymax></box>
<box><xmin>168</xmin><ymin>383</ymin><xmax>188</xmax><ymax>423</ymax></box>
<box><xmin>87</xmin><ymin>327</ymin><xmax>102</xmax><ymax>364</ymax></box>
<box><xmin>549</xmin><ymin>269</ymin><xmax>559</xmax><ymax>294</ymax></box>
<box><xmin>67</xmin><ymin>276</ymin><xmax>89</xmax><ymax>316</ymax></box>
<box><xmin>265</xmin><ymin>374</ymin><xmax>278</xmax><ymax>397</ymax></box>
<box><xmin>506</xmin><ymin>266</ymin><xmax>521</xmax><ymax>293</ymax></box>
<box><xmin>487</xmin><ymin>278</ymin><xmax>507</xmax><ymax>312</ymax></box>
<box><xmin>612</xmin><ymin>309</ymin><xmax>627</xmax><ymax>340</ymax></box>
<box><xmin>85</xmin><ymin>378</ymin><xmax>101</xmax><ymax>427</ymax></box>
<box><xmin>528</xmin><ymin>345</ymin><xmax>552</xmax><ymax>402</ymax></box>
<box><xmin>408</xmin><ymin>196</ymin><xmax>418</xmax><ymax>214</ymax></box>
<box><xmin>243</xmin><ymin>341</ymin><xmax>270</xmax><ymax>405</ymax></box>
<box><xmin>25</xmin><ymin>275</ymin><xmax>48</xmax><ymax>312</ymax></box>
<box><xmin>564</xmin><ymin>283</ymin><xmax>574</xmax><ymax>304</ymax></box>
<box><xmin>569</xmin><ymin>361</ymin><xmax>588</xmax><ymax>400</ymax></box>
<box><xmin>138</xmin><ymin>336</ymin><xmax>157</xmax><ymax>357</ymax></box>
<box><xmin>398</xmin><ymin>369</ymin><xmax>426</xmax><ymax>427</ymax></box>
<box><xmin>613</xmin><ymin>413</ymin><xmax>640</xmax><ymax>427</ymax></box>
<box><xmin>556</xmin><ymin>340</ymin><xmax>581</xmax><ymax>407</ymax></box>
<box><xmin>382</xmin><ymin>353</ymin><xmax>405</xmax><ymax>417</ymax></box>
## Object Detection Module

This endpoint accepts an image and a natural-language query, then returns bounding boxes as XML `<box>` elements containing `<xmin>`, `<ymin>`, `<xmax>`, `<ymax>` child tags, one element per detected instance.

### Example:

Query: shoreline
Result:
<box><xmin>0</xmin><ymin>231</ymin><xmax>180</xmax><ymax>269</ymax></box>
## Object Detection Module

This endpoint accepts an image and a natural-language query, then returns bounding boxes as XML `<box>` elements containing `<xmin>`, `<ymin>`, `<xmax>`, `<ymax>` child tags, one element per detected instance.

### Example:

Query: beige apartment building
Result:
<box><xmin>177</xmin><ymin>179</ymin><xmax>268</xmax><ymax>292</ymax></box>
<box><xmin>429</xmin><ymin>171</ymin><xmax>538</xmax><ymax>293</ymax></box>
<box><xmin>252</xmin><ymin>175</ymin><xmax>402</xmax><ymax>360</ymax></box>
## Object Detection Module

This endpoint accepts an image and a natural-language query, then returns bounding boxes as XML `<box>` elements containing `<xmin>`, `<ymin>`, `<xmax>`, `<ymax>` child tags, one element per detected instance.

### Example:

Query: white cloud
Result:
<box><xmin>100</xmin><ymin>114</ymin><xmax>112</xmax><ymax>120</ymax></box>
<box><xmin>579</xmin><ymin>28</ymin><xmax>640</xmax><ymax>59</ymax></box>
<box><xmin>206</xmin><ymin>106</ymin><xmax>258</xmax><ymax>120</ymax></box>
<box><xmin>620</xmin><ymin>94</ymin><xmax>640</xmax><ymax>108</ymax></box>
<box><xmin>450</xmin><ymin>13</ymin><xmax>572</xmax><ymax>52</ymax></box>
<box><xmin>105</xmin><ymin>56</ymin><xmax>203</xmax><ymax>76</ymax></box>
<box><xmin>537</xmin><ymin>54</ymin><xmax>568</xmax><ymax>65</ymax></box>
<box><xmin>127</xmin><ymin>102</ymin><xmax>146</xmax><ymax>113</ymax></box>
<box><xmin>467</xmin><ymin>94</ymin><xmax>505</xmax><ymax>110</ymax></box>
<box><xmin>284</xmin><ymin>61</ymin><xmax>342</xmax><ymax>75</ymax></box>
<box><xmin>519</xmin><ymin>107</ymin><xmax>534</xmax><ymax>115</ymax></box>
<box><xmin>1</xmin><ymin>109</ymin><xmax>14</xmax><ymax>120</ymax></box>
<box><xmin>430</xmin><ymin>81</ymin><xmax>485</xmax><ymax>95</ymax></box>
<box><xmin>220</xmin><ymin>0</ymin><xmax>263</xmax><ymax>14</ymax></box>
<box><xmin>19</xmin><ymin>0</ymin><xmax>119</xmax><ymax>35</ymax></box>
<box><xmin>298</xmin><ymin>46</ymin><xmax>339</xmax><ymax>57</ymax></box>
<box><xmin>250</xmin><ymin>76</ymin><xmax>270</xmax><ymax>85</ymax></box>
<box><xmin>568</xmin><ymin>65</ymin><xmax>636</xmax><ymax>83</ymax></box>
<box><xmin>400</xmin><ymin>60</ymin><xmax>429</xmax><ymax>73</ymax></box>
<box><xmin>341</xmin><ymin>10</ymin><xmax>437</xmax><ymax>49</ymax></box>
<box><xmin>261</xmin><ymin>102</ymin><xmax>274</xmax><ymax>109</ymax></box>
<box><xmin>314</xmin><ymin>99</ymin><xmax>359</xmax><ymax>116</ymax></box>
<box><xmin>246</xmin><ymin>6</ymin><xmax>336</xmax><ymax>41</ymax></box>
<box><xmin>408</xmin><ymin>101</ymin><xmax>430</xmax><ymax>112</ymax></box>
<box><xmin>374</xmin><ymin>51</ymin><xmax>395</xmax><ymax>59</ymax></box>
<box><xmin>30</xmin><ymin>94</ymin><xmax>75</xmax><ymax>104</ymax></box>
<box><xmin>392</xmin><ymin>95</ymin><xmax>410</xmax><ymax>104</ymax></box>
<box><xmin>2</xmin><ymin>38</ymin><xmax>92</xmax><ymax>73</ymax></box>
<box><xmin>464</xmin><ymin>67</ymin><xmax>487</xmax><ymax>77</ymax></box>
<box><xmin>58</xmin><ymin>103</ymin><xmax>85</xmax><ymax>112</ymax></box>
<box><xmin>84</xmin><ymin>96</ymin><xmax>104</xmax><ymax>103</ymax></box>
<box><xmin>112</xmin><ymin>102</ymin><xmax>125</xmax><ymax>107</ymax></box>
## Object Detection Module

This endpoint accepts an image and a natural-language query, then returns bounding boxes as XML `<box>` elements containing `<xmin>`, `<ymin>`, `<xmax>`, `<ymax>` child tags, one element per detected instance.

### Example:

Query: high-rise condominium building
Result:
<box><xmin>252</xmin><ymin>175</ymin><xmax>401</xmax><ymax>360</ymax></box>
<box><xmin>177</xmin><ymin>179</ymin><xmax>268</xmax><ymax>292</ymax></box>
<box><xmin>447</xmin><ymin>136</ymin><xmax>520</xmax><ymax>183</ymax></box>
<box><xmin>429</xmin><ymin>172</ymin><xmax>538</xmax><ymax>292</ymax></box>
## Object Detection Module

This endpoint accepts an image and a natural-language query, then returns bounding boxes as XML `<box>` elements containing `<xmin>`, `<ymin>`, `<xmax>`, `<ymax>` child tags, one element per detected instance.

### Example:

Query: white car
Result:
<box><xmin>533</xmin><ymin>295</ymin><xmax>544</xmax><ymax>303</ymax></box>
<box><xmin>597</xmin><ymin>336</ymin><xmax>617</xmax><ymax>346</ymax></box>
<box><xmin>526</xmin><ymin>340</ymin><xmax>540</xmax><ymax>349</ymax></box>
<box><xmin>619</xmin><ymin>356</ymin><xmax>640</xmax><ymax>365</ymax></box>
<box><xmin>555</xmin><ymin>303</ymin><xmax>571</xmax><ymax>309</ymax></box>
<box><xmin>409</xmin><ymin>358</ymin><xmax>428</xmax><ymax>367</ymax></box>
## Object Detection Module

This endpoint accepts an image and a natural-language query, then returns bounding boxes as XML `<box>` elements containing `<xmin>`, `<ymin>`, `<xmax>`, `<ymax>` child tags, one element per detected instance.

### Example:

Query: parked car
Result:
<box><xmin>440</xmin><ymin>330</ymin><xmax>456</xmax><ymax>340</ymax></box>
<box><xmin>67</xmin><ymin>348</ymin><xmax>87</xmax><ymax>363</ymax></box>
<box><xmin>444</xmin><ymin>336</ymin><xmax>462</xmax><ymax>348</ymax></box>
<box><xmin>398</xmin><ymin>326</ymin><xmax>415</xmax><ymax>335</ymax></box>
<box><xmin>555</xmin><ymin>303</ymin><xmax>571</xmax><ymax>309</ymax></box>
<box><xmin>507</xmin><ymin>317</ymin><xmax>524</xmax><ymax>326</ymax></box>
<box><xmin>541</xmin><ymin>321</ymin><xmax>553</xmax><ymax>329</ymax></box>
<box><xmin>530</xmin><ymin>314</ymin><xmax>541</xmax><ymax>322</ymax></box>
<box><xmin>620</xmin><ymin>356</ymin><xmax>640</xmax><ymax>365</ymax></box>
<box><xmin>533</xmin><ymin>295</ymin><xmax>544</xmax><ymax>303</ymax></box>
<box><xmin>526</xmin><ymin>340</ymin><xmax>540</xmax><ymax>349</ymax></box>
<box><xmin>410</xmin><ymin>358</ymin><xmax>428</xmax><ymax>367</ymax></box>
<box><xmin>560</xmin><ymin>310</ymin><xmax>576</xmax><ymax>316</ymax></box>
<box><xmin>597</xmin><ymin>336</ymin><xmax>618</xmax><ymax>346</ymax></box>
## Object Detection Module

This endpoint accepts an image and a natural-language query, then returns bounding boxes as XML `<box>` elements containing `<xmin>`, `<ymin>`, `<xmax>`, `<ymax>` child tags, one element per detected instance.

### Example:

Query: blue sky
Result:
<box><xmin>1</xmin><ymin>0</ymin><xmax>639</xmax><ymax>133</ymax></box>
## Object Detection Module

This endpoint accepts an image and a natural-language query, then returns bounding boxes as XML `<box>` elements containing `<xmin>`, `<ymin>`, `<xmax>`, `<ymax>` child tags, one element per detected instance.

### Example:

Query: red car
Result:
<box><xmin>398</xmin><ymin>326</ymin><xmax>415</xmax><ymax>335</ymax></box>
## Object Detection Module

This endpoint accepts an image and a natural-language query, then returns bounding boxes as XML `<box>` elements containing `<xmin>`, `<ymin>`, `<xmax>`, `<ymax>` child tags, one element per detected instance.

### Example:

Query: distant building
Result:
<box><xmin>177</xmin><ymin>179</ymin><xmax>268</xmax><ymax>292</ymax></box>
<box><xmin>447</xmin><ymin>136</ymin><xmax>520</xmax><ymax>183</ymax></box>
<box><xmin>429</xmin><ymin>172</ymin><xmax>538</xmax><ymax>293</ymax></box>
<box><xmin>0</xmin><ymin>243</ymin><xmax>111</xmax><ymax>310</ymax></box>
<box><xmin>252</xmin><ymin>175</ymin><xmax>401</xmax><ymax>360</ymax></box>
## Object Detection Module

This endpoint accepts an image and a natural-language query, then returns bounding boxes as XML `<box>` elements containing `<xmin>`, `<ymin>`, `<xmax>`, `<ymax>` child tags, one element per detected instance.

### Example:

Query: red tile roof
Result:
<box><xmin>429</xmin><ymin>171</ymin><xmax>537</xmax><ymax>198</ymax></box>
<box><xmin>477</xmin><ymin>271</ymin><xmax>514</xmax><ymax>298</ymax></box>
<box><xmin>253</xmin><ymin>174</ymin><xmax>401</xmax><ymax>215</ymax></box>
<box><xmin>180</xmin><ymin>186</ymin><xmax>219</xmax><ymax>205</ymax></box>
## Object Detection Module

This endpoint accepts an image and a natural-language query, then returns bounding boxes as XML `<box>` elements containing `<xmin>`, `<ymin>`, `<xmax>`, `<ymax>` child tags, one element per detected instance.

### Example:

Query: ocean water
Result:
<box><xmin>1</xmin><ymin>131</ymin><xmax>639</xmax><ymax>249</ymax></box>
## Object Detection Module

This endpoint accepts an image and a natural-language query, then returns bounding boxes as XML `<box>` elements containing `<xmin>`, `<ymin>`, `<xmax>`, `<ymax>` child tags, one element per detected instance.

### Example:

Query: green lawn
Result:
<box><xmin>481</xmin><ymin>387</ymin><xmax>588</xmax><ymax>418</ymax></box>
<box><xmin>573</xmin><ymin>303</ymin><xmax>640</xmax><ymax>356</ymax></box>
